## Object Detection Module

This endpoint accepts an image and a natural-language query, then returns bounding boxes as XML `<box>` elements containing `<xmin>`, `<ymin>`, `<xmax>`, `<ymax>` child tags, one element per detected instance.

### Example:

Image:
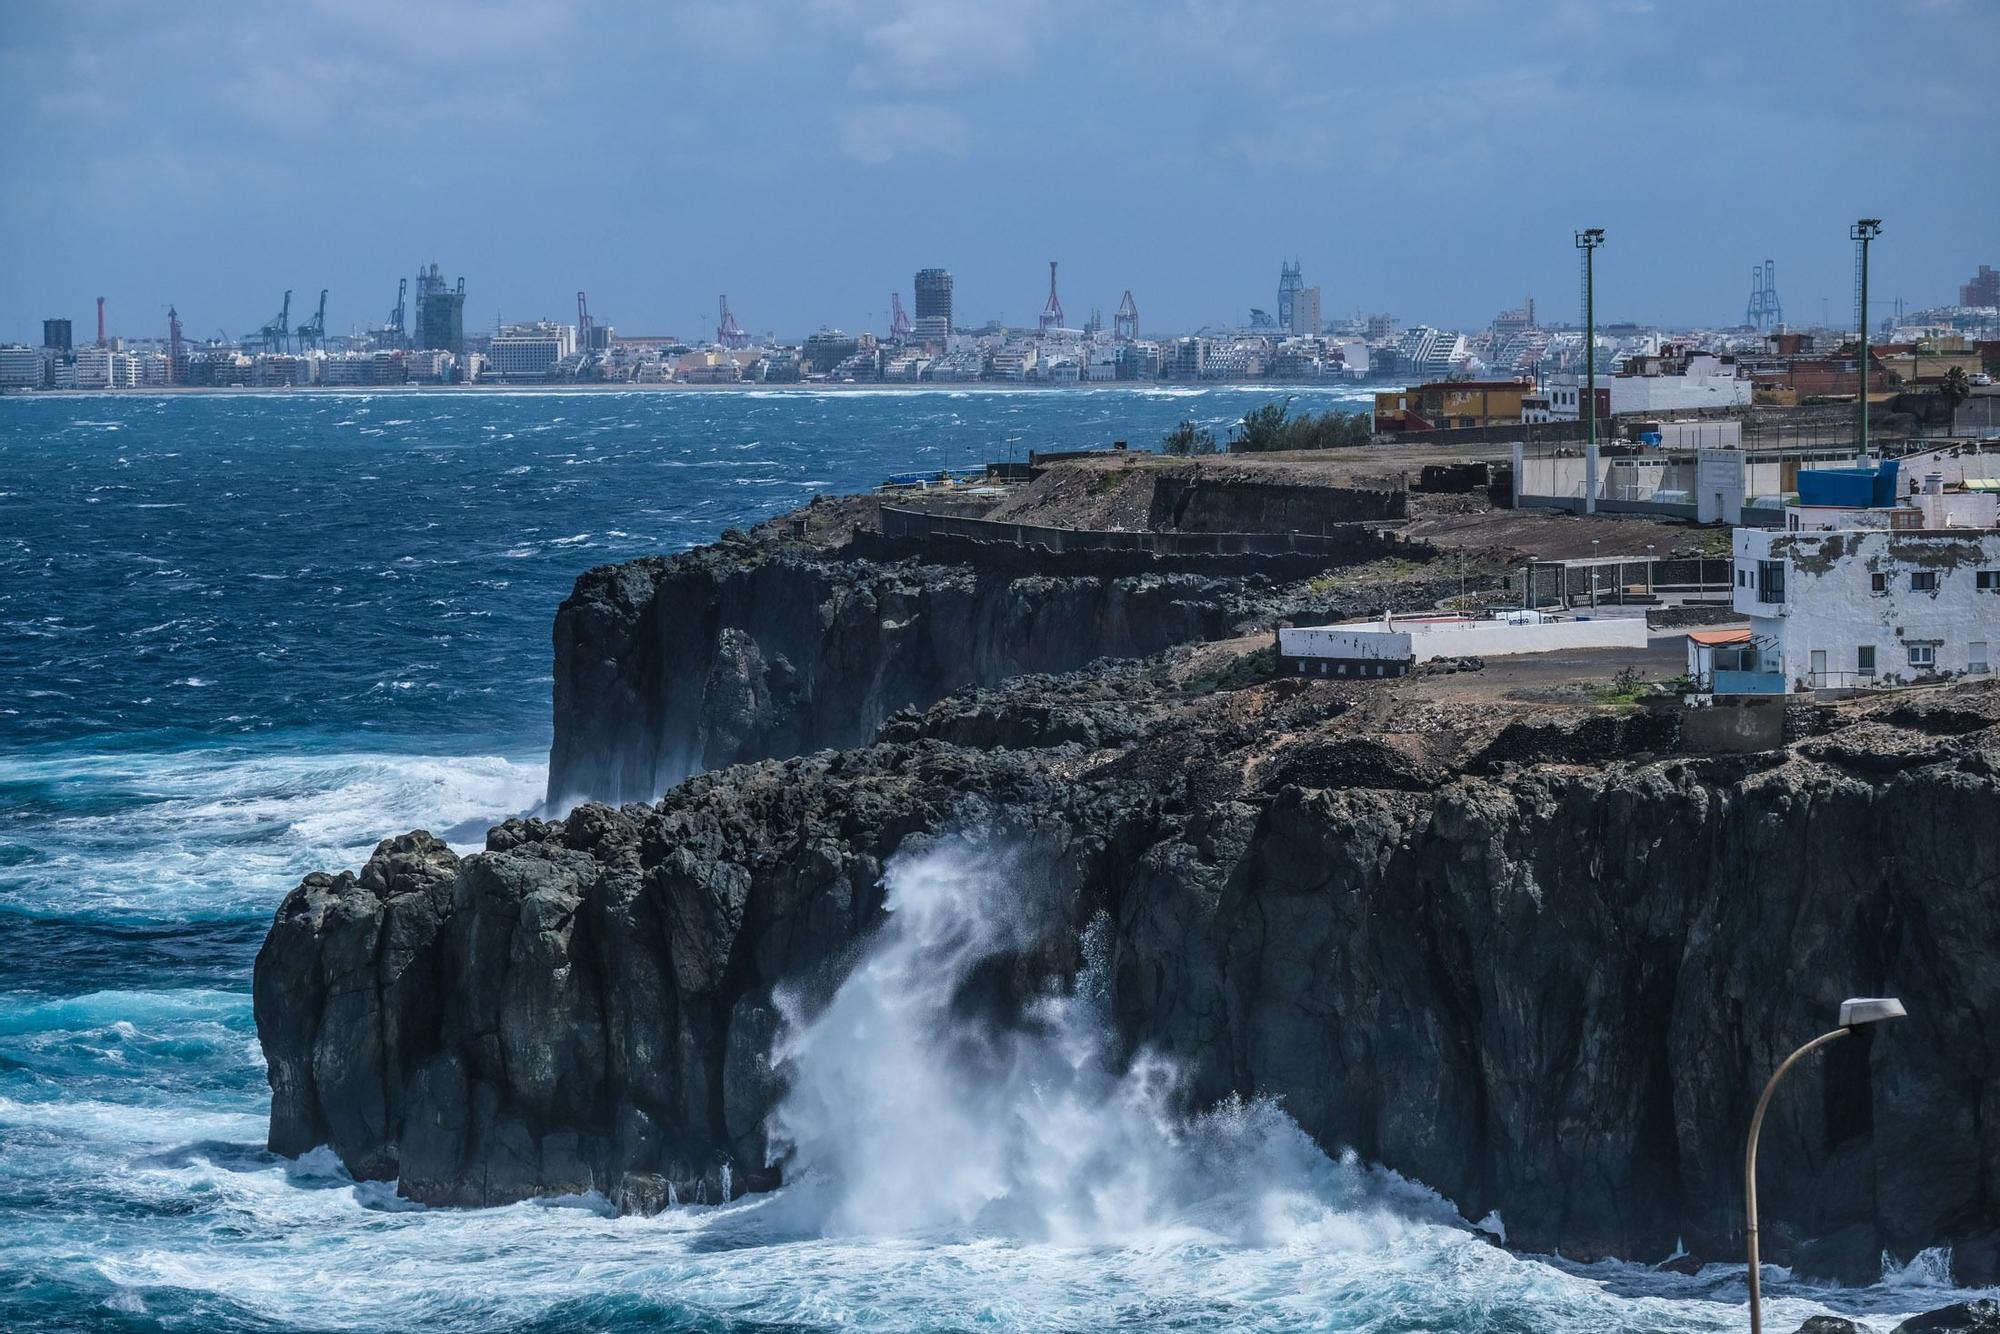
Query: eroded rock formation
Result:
<box><xmin>259</xmin><ymin>649</ymin><xmax>2000</xmax><ymax>1283</ymax></box>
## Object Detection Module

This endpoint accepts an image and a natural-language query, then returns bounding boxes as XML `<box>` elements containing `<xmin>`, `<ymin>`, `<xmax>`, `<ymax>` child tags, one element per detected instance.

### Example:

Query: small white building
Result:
<box><xmin>1732</xmin><ymin>474</ymin><xmax>2000</xmax><ymax>689</ymax></box>
<box><xmin>1540</xmin><ymin>345</ymin><xmax>1753</xmax><ymax>421</ymax></box>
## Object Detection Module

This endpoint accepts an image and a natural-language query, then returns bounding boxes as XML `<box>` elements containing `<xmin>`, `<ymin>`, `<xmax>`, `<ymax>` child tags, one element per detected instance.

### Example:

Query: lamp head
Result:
<box><xmin>1839</xmin><ymin>996</ymin><xmax>1906</xmax><ymax>1029</ymax></box>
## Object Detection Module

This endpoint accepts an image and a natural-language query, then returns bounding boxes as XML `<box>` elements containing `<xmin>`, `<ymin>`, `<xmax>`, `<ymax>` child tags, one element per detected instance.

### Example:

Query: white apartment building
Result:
<box><xmin>488</xmin><ymin>322</ymin><xmax>576</xmax><ymax>378</ymax></box>
<box><xmin>1289</xmin><ymin>285</ymin><xmax>1322</xmax><ymax>337</ymax></box>
<box><xmin>1732</xmin><ymin>474</ymin><xmax>2000</xmax><ymax>689</ymax></box>
<box><xmin>1539</xmin><ymin>346</ymin><xmax>1752</xmax><ymax>421</ymax></box>
<box><xmin>0</xmin><ymin>345</ymin><xmax>43</xmax><ymax>388</ymax></box>
<box><xmin>72</xmin><ymin>346</ymin><xmax>141</xmax><ymax>388</ymax></box>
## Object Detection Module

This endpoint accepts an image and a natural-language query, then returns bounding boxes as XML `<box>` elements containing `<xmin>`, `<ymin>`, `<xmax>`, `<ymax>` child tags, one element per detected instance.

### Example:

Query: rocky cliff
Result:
<box><xmin>545</xmin><ymin>532</ymin><xmax>1258</xmax><ymax>809</ymax></box>
<box><xmin>259</xmin><ymin>655</ymin><xmax>2000</xmax><ymax>1282</ymax></box>
<box><xmin>544</xmin><ymin>512</ymin><xmax>1447</xmax><ymax>809</ymax></box>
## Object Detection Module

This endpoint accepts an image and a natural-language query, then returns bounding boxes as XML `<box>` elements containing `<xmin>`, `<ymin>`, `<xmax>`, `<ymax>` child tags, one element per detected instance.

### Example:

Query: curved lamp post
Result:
<box><xmin>1745</xmin><ymin>997</ymin><xmax>1907</xmax><ymax>1333</ymax></box>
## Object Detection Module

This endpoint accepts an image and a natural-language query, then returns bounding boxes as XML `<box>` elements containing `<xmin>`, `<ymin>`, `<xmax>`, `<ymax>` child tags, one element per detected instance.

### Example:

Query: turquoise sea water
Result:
<box><xmin>0</xmin><ymin>387</ymin><xmax>1968</xmax><ymax>1331</ymax></box>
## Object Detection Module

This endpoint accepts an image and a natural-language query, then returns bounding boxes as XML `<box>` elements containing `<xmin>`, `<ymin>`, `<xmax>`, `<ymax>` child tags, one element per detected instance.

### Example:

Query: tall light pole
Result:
<box><xmin>1851</xmin><ymin>219</ymin><xmax>1882</xmax><ymax>458</ymax></box>
<box><xmin>1575</xmin><ymin>228</ymin><xmax>1606</xmax><ymax>451</ymax></box>
<box><xmin>1744</xmin><ymin>996</ymin><xmax>1907</xmax><ymax>1334</ymax></box>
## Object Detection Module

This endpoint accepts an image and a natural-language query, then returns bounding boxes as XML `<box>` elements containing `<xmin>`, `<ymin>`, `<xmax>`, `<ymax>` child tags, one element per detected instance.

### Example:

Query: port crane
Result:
<box><xmin>889</xmin><ymin>292</ymin><xmax>911</xmax><ymax>341</ymax></box>
<box><xmin>716</xmin><ymin>294</ymin><xmax>748</xmax><ymax>349</ymax></box>
<box><xmin>294</xmin><ymin>289</ymin><xmax>327</xmax><ymax>352</ymax></box>
<box><xmin>1114</xmin><ymin>290</ymin><xmax>1138</xmax><ymax>340</ymax></box>
<box><xmin>576</xmin><ymin>290</ymin><xmax>593</xmax><ymax>350</ymax></box>
<box><xmin>258</xmin><ymin>290</ymin><xmax>292</xmax><ymax>354</ymax></box>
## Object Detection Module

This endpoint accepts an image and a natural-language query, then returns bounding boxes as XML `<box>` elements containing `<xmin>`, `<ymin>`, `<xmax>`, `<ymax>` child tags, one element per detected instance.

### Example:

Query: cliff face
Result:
<box><xmin>545</xmin><ymin>536</ymin><xmax>1255</xmax><ymax>808</ymax></box>
<box><xmin>259</xmin><ymin>665</ymin><xmax>2000</xmax><ymax>1282</ymax></box>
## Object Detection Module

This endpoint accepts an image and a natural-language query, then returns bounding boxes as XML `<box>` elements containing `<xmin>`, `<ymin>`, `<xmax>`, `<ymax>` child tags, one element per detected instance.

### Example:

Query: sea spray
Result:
<box><xmin>762</xmin><ymin>836</ymin><xmax>1463</xmax><ymax>1248</ymax></box>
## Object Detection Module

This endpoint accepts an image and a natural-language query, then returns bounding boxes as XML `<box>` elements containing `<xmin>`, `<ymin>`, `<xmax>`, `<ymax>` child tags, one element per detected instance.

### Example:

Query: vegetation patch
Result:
<box><xmin>1184</xmin><ymin>645</ymin><xmax>1277</xmax><ymax>694</ymax></box>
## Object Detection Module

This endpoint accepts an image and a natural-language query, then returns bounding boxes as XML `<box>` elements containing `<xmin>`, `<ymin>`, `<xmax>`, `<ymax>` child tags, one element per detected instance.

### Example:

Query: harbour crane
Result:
<box><xmin>577</xmin><ymin>290</ymin><xmax>592</xmax><ymax>350</ymax></box>
<box><xmin>1037</xmin><ymin>261</ymin><xmax>1064</xmax><ymax>336</ymax></box>
<box><xmin>294</xmin><ymin>289</ymin><xmax>327</xmax><ymax>352</ymax></box>
<box><xmin>716</xmin><ymin>294</ymin><xmax>747</xmax><ymax>349</ymax></box>
<box><xmin>1114</xmin><ymin>290</ymin><xmax>1138</xmax><ymax>340</ymax></box>
<box><xmin>889</xmin><ymin>292</ymin><xmax>912</xmax><ymax>341</ymax></box>
<box><xmin>258</xmin><ymin>290</ymin><xmax>292</xmax><ymax>354</ymax></box>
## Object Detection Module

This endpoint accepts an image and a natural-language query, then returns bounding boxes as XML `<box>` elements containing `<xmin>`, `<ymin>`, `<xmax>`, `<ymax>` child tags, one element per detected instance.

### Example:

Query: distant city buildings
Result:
<box><xmin>10</xmin><ymin>247</ymin><xmax>1999</xmax><ymax>396</ymax></box>
<box><xmin>1962</xmin><ymin>264</ymin><xmax>1998</xmax><ymax>309</ymax></box>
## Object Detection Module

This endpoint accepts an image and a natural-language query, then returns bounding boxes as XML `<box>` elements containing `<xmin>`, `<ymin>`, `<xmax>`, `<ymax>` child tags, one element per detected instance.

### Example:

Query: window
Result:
<box><xmin>1908</xmin><ymin>643</ymin><xmax>1936</xmax><ymax>669</ymax></box>
<box><xmin>1871</xmin><ymin>573</ymin><xmax>1888</xmax><ymax>593</ymax></box>
<box><xmin>1973</xmin><ymin>642</ymin><xmax>1990</xmax><ymax>674</ymax></box>
<box><xmin>1756</xmin><ymin>559</ymin><xmax>1786</xmax><ymax>604</ymax></box>
<box><xmin>1857</xmin><ymin>645</ymin><xmax>1876</xmax><ymax>675</ymax></box>
<box><xmin>1911</xmin><ymin>571</ymin><xmax>1939</xmax><ymax>592</ymax></box>
<box><xmin>1739</xmin><ymin>570</ymin><xmax>1750</xmax><ymax>588</ymax></box>
<box><xmin>1979</xmin><ymin>571</ymin><xmax>2000</xmax><ymax>591</ymax></box>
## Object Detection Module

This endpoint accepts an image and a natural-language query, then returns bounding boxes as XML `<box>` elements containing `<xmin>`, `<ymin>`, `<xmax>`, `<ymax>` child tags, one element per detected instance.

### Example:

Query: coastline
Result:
<box><xmin>0</xmin><ymin>380</ymin><xmax>1386</xmax><ymax>400</ymax></box>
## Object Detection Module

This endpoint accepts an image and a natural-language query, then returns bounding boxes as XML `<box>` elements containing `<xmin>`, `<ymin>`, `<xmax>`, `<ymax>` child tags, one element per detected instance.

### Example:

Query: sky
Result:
<box><xmin>1</xmin><ymin>0</ymin><xmax>1994</xmax><ymax>345</ymax></box>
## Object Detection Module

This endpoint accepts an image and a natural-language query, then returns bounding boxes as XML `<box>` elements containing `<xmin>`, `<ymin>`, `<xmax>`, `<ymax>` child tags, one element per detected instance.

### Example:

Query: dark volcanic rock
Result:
<box><xmin>546</xmin><ymin>545</ymin><xmax>1256</xmax><ymax>807</ymax></box>
<box><xmin>1794</xmin><ymin>1318</ymin><xmax>1871</xmax><ymax>1334</ymax></box>
<box><xmin>257</xmin><ymin>674</ymin><xmax>2000</xmax><ymax>1277</ymax></box>
<box><xmin>1893</xmin><ymin>1301</ymin><xmax>2000</xmax><ymax>1332</ymax></box>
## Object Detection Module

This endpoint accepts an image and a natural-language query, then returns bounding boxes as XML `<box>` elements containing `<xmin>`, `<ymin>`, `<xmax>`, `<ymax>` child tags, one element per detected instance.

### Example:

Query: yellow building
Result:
<box><xmin>1374</xmin><ymin>379</ymin><xmax>1536</xmax><ymax>432</ymax></box>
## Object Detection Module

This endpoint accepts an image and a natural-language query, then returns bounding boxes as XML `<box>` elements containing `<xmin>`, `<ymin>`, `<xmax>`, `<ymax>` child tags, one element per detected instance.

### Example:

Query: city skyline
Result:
<box><xmin>2</xmin><ymin>1</ymin><xmax>1995</xmax><ymax>343</ymax></box>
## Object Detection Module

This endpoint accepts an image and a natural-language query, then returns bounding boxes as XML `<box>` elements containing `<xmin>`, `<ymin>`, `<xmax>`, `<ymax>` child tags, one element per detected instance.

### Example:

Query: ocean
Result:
<box><xmin>0</xmin><ymin>387</ymin><xmax>1962</xmax><ymax>1331</ymax></box>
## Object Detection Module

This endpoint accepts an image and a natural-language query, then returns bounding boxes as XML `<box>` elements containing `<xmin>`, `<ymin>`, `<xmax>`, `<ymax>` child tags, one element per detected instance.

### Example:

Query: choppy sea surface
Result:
<box><xmin>0</xmin><ymin>387</ymin><xmax>1970</xmax><ymax>1331</ymax></box>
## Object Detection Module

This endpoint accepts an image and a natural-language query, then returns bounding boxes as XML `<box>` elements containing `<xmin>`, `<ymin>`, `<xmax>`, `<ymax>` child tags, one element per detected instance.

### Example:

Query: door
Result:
<box><xmin>1810</xmin><ymin>649</ymin><xmax>1827</xmax><ymax>687</ymax></box>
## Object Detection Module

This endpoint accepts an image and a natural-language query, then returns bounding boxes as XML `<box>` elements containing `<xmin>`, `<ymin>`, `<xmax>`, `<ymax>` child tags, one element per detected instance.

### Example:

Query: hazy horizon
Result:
<box><xmin>2</xmin><ymin>0</ymin><xmax>1994</xmax><ymax>345</ymax></box>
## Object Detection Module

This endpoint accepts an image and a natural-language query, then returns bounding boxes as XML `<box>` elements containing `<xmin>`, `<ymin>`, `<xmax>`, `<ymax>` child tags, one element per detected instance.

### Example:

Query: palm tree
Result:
<box><xmin>1940</xmin><ymin>364</ymin><xmax>1972</xmax><ymax>432</ymax></box>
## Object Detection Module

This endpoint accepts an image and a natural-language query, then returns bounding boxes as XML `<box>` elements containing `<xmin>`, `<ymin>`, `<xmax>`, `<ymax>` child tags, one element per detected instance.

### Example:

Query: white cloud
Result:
<box><xmin>838</xmin><ymin>103</ymin><xmax>971</xmax><ymax>164</ymax></box>
<box><xmin>821</xmin><ymin>0</ymin><xmax>1053</xmax><ymax>94</ymax></box>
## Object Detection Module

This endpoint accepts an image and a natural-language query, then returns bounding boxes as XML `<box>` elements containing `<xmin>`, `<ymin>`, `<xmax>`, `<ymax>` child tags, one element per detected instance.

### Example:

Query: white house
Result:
<box><xmin>1732</xmin><ymin>474</ymin><xmax>2000</xmax><ymax>689</ymax></box>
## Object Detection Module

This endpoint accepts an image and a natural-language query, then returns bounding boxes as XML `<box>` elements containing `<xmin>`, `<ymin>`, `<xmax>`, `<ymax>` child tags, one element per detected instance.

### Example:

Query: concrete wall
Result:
<box><xmin>878</xmin><ymin>505</ymin><xmax>1407</xmax><ymax>558</ymax></box>
<box><xmin>1147</xmin><ymin>477</ymin><xmax>1406</xmax><ymax>530</ymax></box>
<box><xmin>1278</xmin><ymin>624</ymin><xmax>1413</xmax><ymax>663</ymax></box>
<box><xmin>1735</xmin><ymin>526</ymin><xmax>2000</xmax><ymax>687</ymax></box>
<box><xmin>1280</xmin><ymin>615</ymin><xmax>1646</xmax><ymax>665</ymax></box>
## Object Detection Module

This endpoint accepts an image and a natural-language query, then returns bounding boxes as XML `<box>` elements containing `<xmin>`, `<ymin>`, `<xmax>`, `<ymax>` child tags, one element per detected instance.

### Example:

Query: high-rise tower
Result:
<box><xmin>913</xmin><ymin>268</ymin><xmax>953</xmax><ymax>340</ymax></box>
<box><xmin>414</xmin><ymin>262</ymin><xmax>466</xmax><ymax>356</ymax></box>
<box><xmin>1277</xmin><ymin>261</ymin><xmax>1304</xmax><ymax>333</ymax></box>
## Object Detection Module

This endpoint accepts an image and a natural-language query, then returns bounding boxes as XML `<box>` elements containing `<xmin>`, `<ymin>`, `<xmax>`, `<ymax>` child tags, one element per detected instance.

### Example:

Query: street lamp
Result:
<box><xmin>1851</xmin><ymin>219</ymin><xmax>1882</xmax><ymax>459</ymax></box>
<box><xmin>1744</xmin><ymin>996</ymin><xmax>1907</xmax><ymax>1334</ymax></box>
<box><xmin>1576</xmin><ymin>228</ymin><xmax>1606</xmax><ymax>513</ymax></box>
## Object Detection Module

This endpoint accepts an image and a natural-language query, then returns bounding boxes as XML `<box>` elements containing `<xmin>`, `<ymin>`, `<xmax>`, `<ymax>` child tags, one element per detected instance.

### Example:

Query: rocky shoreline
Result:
<box><xmin>256</xmin><ymin>500</ymin><xmax>2000</xmax><ymax>1287</ymax></box>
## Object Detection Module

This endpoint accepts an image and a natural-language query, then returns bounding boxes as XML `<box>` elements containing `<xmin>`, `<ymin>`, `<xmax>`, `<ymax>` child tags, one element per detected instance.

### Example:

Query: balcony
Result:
<box><xmin>1714</xmin><ymin>669</ymin><xmax>1786</xmax><ymax>695</ymax></box>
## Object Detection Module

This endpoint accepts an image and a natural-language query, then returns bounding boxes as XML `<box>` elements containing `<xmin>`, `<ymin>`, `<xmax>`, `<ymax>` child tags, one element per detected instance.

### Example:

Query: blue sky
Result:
<box><xmin>1</xmin><ymin>0</ymin><xmax>1993</xmax><ymax>344</ymax></box>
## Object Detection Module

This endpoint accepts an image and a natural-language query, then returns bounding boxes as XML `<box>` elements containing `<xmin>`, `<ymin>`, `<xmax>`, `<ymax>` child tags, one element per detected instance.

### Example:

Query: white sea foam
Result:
<box><xmin>1</xmin><ymin>747</ymin><xmax>545</xmax><ymax>921</ymax></box>
<box><xmin>11</xmin><ymin>841</ymin><xmax>1970</xmax><ymax>1331</ymax></box>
